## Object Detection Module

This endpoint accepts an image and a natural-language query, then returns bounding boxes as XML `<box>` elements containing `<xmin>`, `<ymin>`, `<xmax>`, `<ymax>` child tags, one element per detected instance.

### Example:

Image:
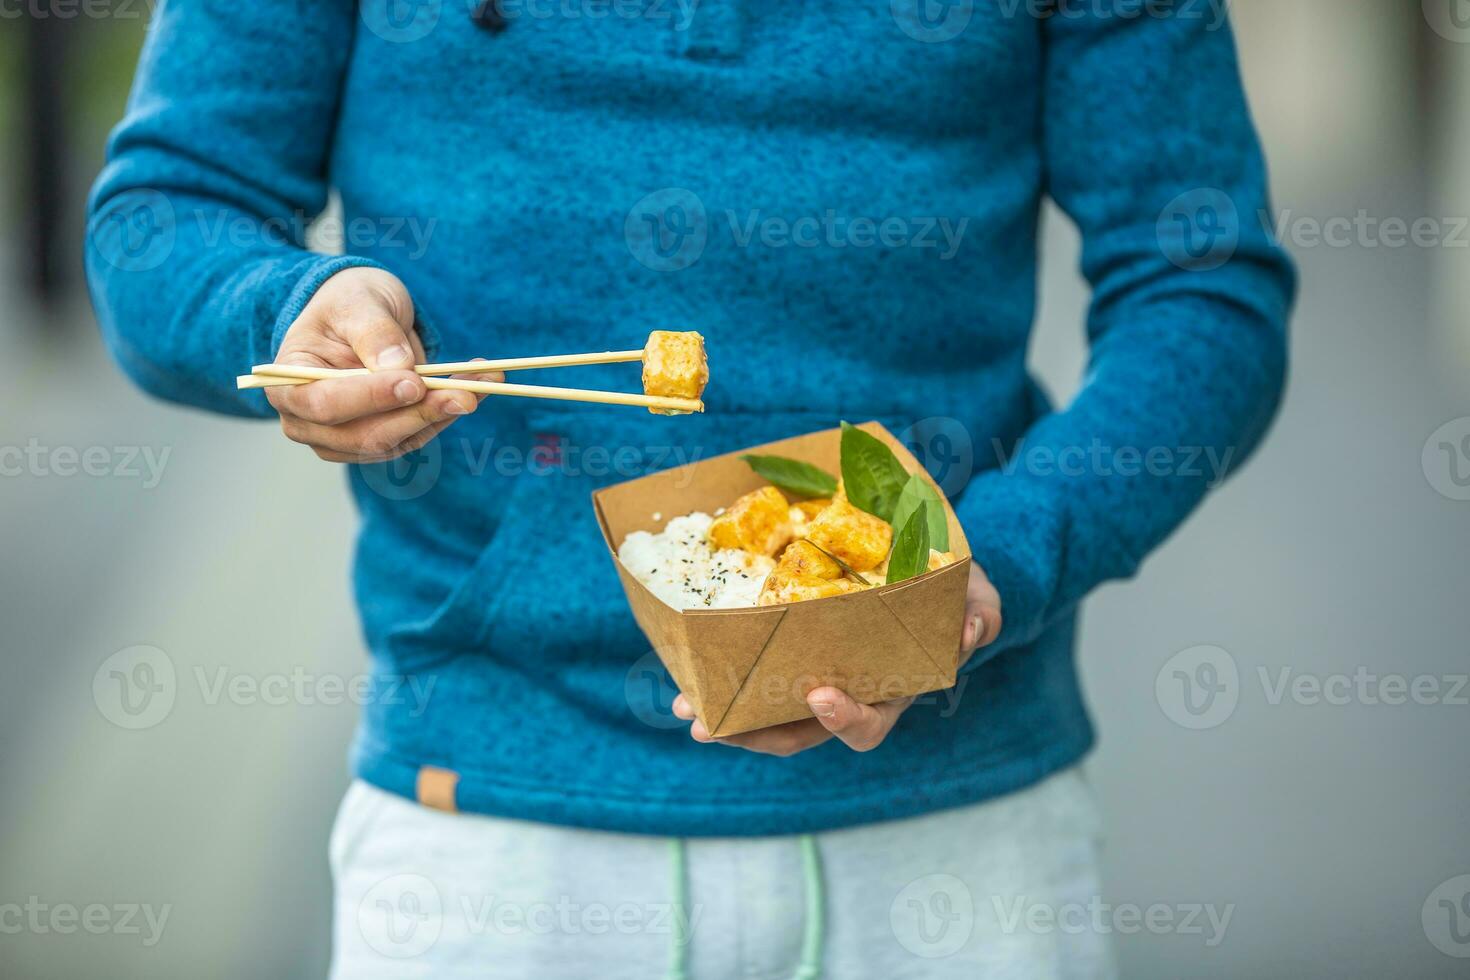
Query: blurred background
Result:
<box><xmin>2</xmin><ymin>1</ymin><xmax>1467</xmax><ymax>977</ymax></box>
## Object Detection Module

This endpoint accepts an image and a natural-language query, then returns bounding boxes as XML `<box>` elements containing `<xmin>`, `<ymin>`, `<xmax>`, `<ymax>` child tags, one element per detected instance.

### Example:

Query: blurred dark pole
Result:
<box><xmin>22</xmin><ymin>11</ymin><xmax>68</xmax><ymax>306</ymax></box>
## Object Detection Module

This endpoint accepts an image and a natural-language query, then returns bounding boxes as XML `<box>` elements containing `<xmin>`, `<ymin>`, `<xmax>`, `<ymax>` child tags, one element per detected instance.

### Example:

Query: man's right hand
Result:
<box><xmin>266</xmin><ymin>267</ymin><xmax>497</xmax><ymax>463</ymax></box>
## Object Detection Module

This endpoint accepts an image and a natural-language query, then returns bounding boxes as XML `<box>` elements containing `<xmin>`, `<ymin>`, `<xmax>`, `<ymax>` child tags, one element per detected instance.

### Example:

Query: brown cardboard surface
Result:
<box><xmin>592</xmin><ymin>422</ymin><xmax>971</xmax><ymax>737</ymax></box>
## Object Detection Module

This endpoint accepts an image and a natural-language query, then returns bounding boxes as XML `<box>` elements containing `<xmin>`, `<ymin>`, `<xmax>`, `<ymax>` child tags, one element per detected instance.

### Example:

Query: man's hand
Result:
<box><xmin>267</xmin><ymin>267</ymin><xmax>498</xmax><ymax>462</ymax></box>
<box><xmin>671</xmin><ymin>560</ymin><xmax>1002</xmax><ymax>756</ymax></box>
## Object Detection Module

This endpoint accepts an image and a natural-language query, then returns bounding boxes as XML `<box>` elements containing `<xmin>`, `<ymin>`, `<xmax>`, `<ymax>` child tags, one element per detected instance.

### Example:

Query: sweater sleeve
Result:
<box><xmin>956</xmin><ymin>7</ymin><xmax>1296</xmax><ymax>665</ymax></box>
<box><xmin>85</xmin><ymin>0</ymin><xmax>393</xmax><ymax>418</ymax></box>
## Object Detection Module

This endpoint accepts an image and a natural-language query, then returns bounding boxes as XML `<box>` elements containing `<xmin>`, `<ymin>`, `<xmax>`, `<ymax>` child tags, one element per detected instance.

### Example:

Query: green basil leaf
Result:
<box><xmin>885</xmin><ymin>502</ymin><xmax>931</xmax><ymax>585</ymax></box>
<box><xmin>890</xmin><ymin>474</ymin><xmax>949</xmax><ymax>552</ymax></box>
<box><xmin>740</xmin><ymin>455</ymin><xmax>838</xmax><ymax>498</ymax></box>
<box><xmin>839</xmin><ymin>422</ymin><xmax>909</xmax><ymax>522</ymax></box>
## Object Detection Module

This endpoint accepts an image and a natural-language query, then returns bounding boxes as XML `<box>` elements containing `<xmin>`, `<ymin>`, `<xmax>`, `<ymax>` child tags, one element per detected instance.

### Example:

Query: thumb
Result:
<box><xmin>327</xmin><ymin>272</ymin><xmax>421</xmax><ymax>371</ymax></box>
<box><xmin>961</xmin><ymin>561</ymin><xmax>1003</xmax><ymax>656</ymax></box>
<box><xmin>340</xmin><ymin>310</ymin><xmax>417</xmax><ymax>372</ymax></box>
<box><xmin>806</xmin><ymin>687</ymin><xmax>909</xmax><ymax>752</ymax></box>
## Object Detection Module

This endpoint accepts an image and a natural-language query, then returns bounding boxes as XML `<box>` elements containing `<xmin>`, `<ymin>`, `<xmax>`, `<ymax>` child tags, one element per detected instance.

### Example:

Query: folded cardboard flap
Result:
<box><xmin>593</xmin><ymin>422</ymin><xmax>971</xmax><ymax>737</ymax></box>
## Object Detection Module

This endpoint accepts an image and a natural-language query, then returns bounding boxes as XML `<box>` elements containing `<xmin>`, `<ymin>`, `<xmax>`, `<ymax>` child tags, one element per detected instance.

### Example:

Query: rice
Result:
<box><xmin>617</xmin><ymin>513</ymin><xmax>774</xmax><ymax>611</ymax></box>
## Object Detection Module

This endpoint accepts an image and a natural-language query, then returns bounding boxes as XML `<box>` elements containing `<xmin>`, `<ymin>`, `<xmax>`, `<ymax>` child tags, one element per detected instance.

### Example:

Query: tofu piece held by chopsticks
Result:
<box><xmin>642</xmin><ymin>330</ymin><xmax>709</xmax><ymax>416</ymax></box>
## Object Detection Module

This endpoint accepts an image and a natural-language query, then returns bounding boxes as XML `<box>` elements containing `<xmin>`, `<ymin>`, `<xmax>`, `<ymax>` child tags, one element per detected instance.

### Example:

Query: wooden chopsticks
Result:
<box><xmin>237</xmin><ymin>348</ymin><xmax>704</xmax><ymax>413</ymax></box>
<box><xmin>245</xmin><ymin>348</ymin><xmax>645</xmax><ymax>383</ymax></box>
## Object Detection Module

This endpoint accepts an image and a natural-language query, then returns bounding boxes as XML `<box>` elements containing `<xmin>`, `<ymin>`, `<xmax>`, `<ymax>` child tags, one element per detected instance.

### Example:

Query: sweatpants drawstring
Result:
<box><xmin>666</xmin><ymin>834</ymin><xmax>826</xmax><ymax>980</ymax></box>
<box><xmin>794</xmin><ymin>834</ymin><xmax>826</xmax><ymax>979</ymax></box>
<box><xmin>668</xmin><ymin>838</ymin><xmax>692</xmax><ymax>980</ymax></box>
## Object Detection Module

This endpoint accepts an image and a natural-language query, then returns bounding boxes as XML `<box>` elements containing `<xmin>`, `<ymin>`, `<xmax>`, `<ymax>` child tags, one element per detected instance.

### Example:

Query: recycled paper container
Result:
<box><xmin>591</xmin><ymin>421</ymin><xmax>971</xmax><ymax>738</ymax></box>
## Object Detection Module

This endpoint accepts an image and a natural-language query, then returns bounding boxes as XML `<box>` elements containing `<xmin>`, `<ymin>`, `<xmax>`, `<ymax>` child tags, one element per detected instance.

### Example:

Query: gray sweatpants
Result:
<box><xmin>329</xmin><ymin>768</ymin><xmax>1114</xmax><ymax>979</ymax></box>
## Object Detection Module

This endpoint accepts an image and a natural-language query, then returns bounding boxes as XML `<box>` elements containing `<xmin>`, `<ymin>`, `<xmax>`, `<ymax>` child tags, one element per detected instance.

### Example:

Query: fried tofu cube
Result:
<box><xmin>928</xmin><ymin>549</ymin><xmax>957</xmax><ymax>571</ymax></box>
<box><xmin>787</xmin><ymin>498</ymin><xmax>832</xmax><ymax>540</ymax></box>
<box><xmin>775</xmin><ymin>539</ymin><xmax>843</xmax><ymax>580</ymax></box>
<box><xmin>805</xmin><ymin>498</ymin><xmax>892</xmax><ymax>572</ymax></box>
<box><xmin>708</xmin><ymin>486</ymin><xmax>792</xmax><ymax>556</ymax></box>
<box><xmin>792</xmin><ymin>499</ymin><xmax>831</xmax><ymax>521</ymax></box>
<box><xmin>642</xmin><ymin>330</ymin><xmax>709</xmax><ymax>415</ymax></box>
<box><xmin>757</xmin><ymin>540</ymin><xmax>846</xmax><ymax>605</ymax></box>
<box><xmin>758</xmin><ymin>573</ymin><xmax>868</xmax><ymax>607</ymax></box>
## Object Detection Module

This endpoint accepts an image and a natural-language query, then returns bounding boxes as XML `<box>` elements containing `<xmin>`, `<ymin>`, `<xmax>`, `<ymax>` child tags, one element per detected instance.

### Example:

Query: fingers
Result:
<box><xmin>674</xmin><ymin>686</ymin><xmax>908</xmax><ymax>755</ymax></box>
<box><xmin>961</xmin><ymin>561</ymin><xmax>1005</xmax><ymax>663</ymax></box>
<box><xmin>330</xmin><ymin>296</ymin><xmax>419</xmax><ymax>372</ymax></box>
<box><xmin>280</xmin><ymin>389</ymin><xmax>474</xmax><ymax>459</ymax></box>
<box><xmin>265</xmin><ymin>365</ymin><xmax>491</xmax><ymax>429</ymax></box>
<box><xmin>962</xmin><ymin>607</ymin><xmax>1002</xmax><ymax>652</ymax></box>
<box><xmin>806</xmin><ymin>687</ymin><xmax>911</xmax><ymax>752</ymax></box>
<box><xmin>275</xmin><ymin>268</ymin><xmax>421</xmax><ymax>372</ymax></box>
<box><xmin>672</xmin><ymin>693</ymin><xmax>828</xmax><ymax>755</ymax></box>
<box><xmin>263</xmin><ymin>268</ymin><xmax>481</xmax><ymax>462</ymax></box>
<box><xmin>266</xmin><ymin>371</ymin><xmax>426</xmax><ymax>425</ymax></box>
<box><xmin>447</xmin><ymin>360</ymin><xmax>502</xmax><ymax>410</ymax></box>
<box><xmin>310</xmin><ymin>416</ymin><xmax>458</xmax><ymax>464</ymax></box>
<box><xmin>690</xmin><ymin>716</ymin><xmax>834</xmax><ymax>757</ymax></box>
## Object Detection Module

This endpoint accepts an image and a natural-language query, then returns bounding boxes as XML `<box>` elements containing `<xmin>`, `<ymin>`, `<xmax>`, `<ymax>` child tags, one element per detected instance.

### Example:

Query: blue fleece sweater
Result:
<box><xmin>87</xmin><ymin>0</ymin><xmax>1292</xmax><ymax>836</ymax></box>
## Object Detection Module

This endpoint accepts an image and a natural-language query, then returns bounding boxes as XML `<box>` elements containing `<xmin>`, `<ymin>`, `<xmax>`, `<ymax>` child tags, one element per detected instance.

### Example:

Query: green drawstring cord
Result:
<box><xmin>793</xmin><ymin>834</ymin><xmax>826</xmax><ymax>979</ymax></box>
<box><xmin>668</xmin><ymin>838</ymin><xmax>692</xmax><ymax>980</ymax></box>
<box><xmin>667</xmin><ymin>834</ymin><xmax>826</xmax><ymax>980</ymax></box>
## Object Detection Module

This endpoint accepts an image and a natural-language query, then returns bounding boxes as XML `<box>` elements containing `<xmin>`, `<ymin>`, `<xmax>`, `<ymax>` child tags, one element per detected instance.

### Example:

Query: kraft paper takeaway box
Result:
<box><xmin>592</xmin><ymin>422</ymin><xmax>971</xmax><ymax>738</ymax></box>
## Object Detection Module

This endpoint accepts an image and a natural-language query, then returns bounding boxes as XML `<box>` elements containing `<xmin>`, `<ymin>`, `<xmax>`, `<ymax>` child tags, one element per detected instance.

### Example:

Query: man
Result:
<box><xmin>88</xmin><ymin>2</ymin><xmax>1292</xmax><ymax>975</ymax></box>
